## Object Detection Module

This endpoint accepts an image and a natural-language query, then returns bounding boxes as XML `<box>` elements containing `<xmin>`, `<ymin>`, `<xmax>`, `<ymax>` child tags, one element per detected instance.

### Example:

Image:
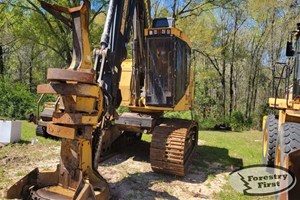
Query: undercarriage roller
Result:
<box><xmin>150</xmin><ymin>118</ymin><xmax>198</xmax><ymax>176</ymax></box>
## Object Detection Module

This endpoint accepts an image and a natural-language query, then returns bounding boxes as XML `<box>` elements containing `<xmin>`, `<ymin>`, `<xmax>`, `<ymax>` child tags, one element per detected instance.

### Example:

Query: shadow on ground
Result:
<box><xmin>18</xmin><ymin>140</ymin><xmax>31</xmax><ymax>145</ymax></box>
<box><xmin>99</xmin><ymin>140</ymin><xmax>243</xmax><ymax>200</ymax></box>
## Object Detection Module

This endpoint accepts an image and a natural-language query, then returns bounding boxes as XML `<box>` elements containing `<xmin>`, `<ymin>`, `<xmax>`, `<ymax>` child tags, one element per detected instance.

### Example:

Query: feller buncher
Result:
<box><xmin>262</xmin><ymin>23</ymin><xmax>300</xmax><ymax>199</ymax></box>
<box><xmin>6</xmin><ymin>0</ymin><xmax>198</xmax><ymax>199</ymax></box>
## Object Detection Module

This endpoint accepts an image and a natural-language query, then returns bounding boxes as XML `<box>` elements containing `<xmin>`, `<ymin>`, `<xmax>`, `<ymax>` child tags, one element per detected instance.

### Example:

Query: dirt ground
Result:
<box><xmin>0</xmin><ymin>139</ymin><xmax>229</xmax><ymax>200</ymax></box>
<box><xmin>0</xmin><ymin>142</ymin><xmax>60</xmax><ymax>193</ymax></box>
<box><xmin>99</xmin><ymin>140</ymin><xmax>229</xmax><ymax>200</ymax></box>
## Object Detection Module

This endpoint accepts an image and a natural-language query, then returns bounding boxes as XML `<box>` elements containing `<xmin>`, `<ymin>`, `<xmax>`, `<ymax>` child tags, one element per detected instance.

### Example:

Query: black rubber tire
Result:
<box><xmin>262</xmin><ymin>115</ymin><xmax>278</xmax><ymax>166</ymax></box>
<box><xmin>35</xmin><ymin>125</ymin><xmax>43</xmax><ymax>137</ymax></box>
<box><xmin>275</xmin><ymin>122</ymin><xmax>300</xmax><ymax>165</ymax></box>
<box><xmin>35</xmin><ymin>125</ymin><xmax>48</xmax><ymax>138</ymax></box>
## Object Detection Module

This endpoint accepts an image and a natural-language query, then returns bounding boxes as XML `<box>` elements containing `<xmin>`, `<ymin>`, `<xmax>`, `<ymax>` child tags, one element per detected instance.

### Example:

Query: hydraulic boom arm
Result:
<box><xmin>94</xmin><ymin>0</ymin><xmax>151</xmax><ymax>113</ymax></box>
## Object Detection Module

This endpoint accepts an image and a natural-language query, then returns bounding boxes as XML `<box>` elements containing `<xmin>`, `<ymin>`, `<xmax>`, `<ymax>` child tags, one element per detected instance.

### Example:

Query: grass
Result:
<box><xmin>141</xmin><ymin>133</ymin><xmax>152</xmax><ymax>142</ymax></box>
<box><xmin>199</xmin><ymin>130</ymin><xmax>262</xmax><ymax>167</ymax></box>
<box><xmin>199</xmin><ymin>130</ymin><xmax>270</xmax><ymax>200</ymax></box>
<box><xmin>21</xmin><ymin>121</ymin><xmax>59</xmax><ymax>145</ymax></box>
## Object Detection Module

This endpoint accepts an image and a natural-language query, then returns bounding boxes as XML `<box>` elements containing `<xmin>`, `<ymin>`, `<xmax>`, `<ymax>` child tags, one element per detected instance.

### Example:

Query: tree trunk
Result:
<box><xmin>233</xmin><ymin>70</ymin><xmax>238</xmax><ymax>110</ymax></box>
<box><xmin>172</xmin><ymin>0</ymin><xmax>177</xmax><ymax>23</ymax></box>
<box><xmin>229</xmin><ymin>63</ymin><xmax>233</xmax><ymax>118</ymax></box>
<box><xmin>245</xmin><ymin>61</ymin><xmax>253</xmax><ymax>118</ymax></box>
<box><xmin>252</xmin><ymin>79</ymin><xmax>258</xmax><ymax>113</ymax></box>
<box><xmin>29</xmin><ymin>61</ymin><xmax>33</xmax><ymax>92</ymax></box>
<box><xmin>229</xmin><ymin>11</ymin><xmax>238</xmax><ymax>120</ymax></box>
<box><xmin>18</xmin><ymin>57</ymin><xmax>23</xmax><ymax>82</ymax></box>
<box><xmin>248</xmin><ymin>61</ymin><xmax>260</xmax><ymax>117</ymax></box>
<box><xmin>29</xmin><ymin>45</ymin><xmax>35</xmax><ymax>92</ymax></box>
<box><xmin>221</xmin><ymin>7</ymin><xmax>226</xmax><ymax>125</ymax></box>
<box><xmin>222</xmin><ymin>56</ymin><xmax>226</xmax><ymax>124</ymax></box>
<box><xmin>0</xmin><ymin>45</ymin><xmax>3</xmax><ymax>75</ymax></box>
<box><xmin>203</xmin><ymin>59</ymin><xmax>209</xmax><ymax>119</ymax></box>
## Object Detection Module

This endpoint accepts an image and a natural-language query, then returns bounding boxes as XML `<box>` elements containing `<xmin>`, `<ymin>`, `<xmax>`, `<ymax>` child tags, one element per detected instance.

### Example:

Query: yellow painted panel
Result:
<box><xmin>52</xmin><ymin>112</ymin><xmax>98</xmax><ymax>125</ymax></box>
<box><xmin>128</xmin><ymin>83</ymin><xmax>193</xmax><ymax>112</ymax></box>
<box><xmin>269</xmin><ymin>98</ymin><xmax>289</xmax><ymax>109</ymax></box>
<box><xmin>80</xmin><ymin>139</ymin><xmax>92</xmax><ymax>171</ymax></box>
<box><xmin>120</xmin><ymin>60</ymin><xmax>133</xmax><ymax>106</ymax></box>
<box><xmin>286</xmin><ymin>110</ymin><xmax>300</xmax><ymax>118</ymax></box>
<box><xmin>262</xmin><ymin>116</ymin><xmax>267</xmax><ymax>131</ymax></box>
<box><xmin>47</xmin><ymin>123</ymin><xmax>76</xmax><ymax>139</ymax></box>
<box><xmin>293</xmin><ymin>103</ymin><xmax>300</xmax><ymax>110</ymax></box>
<box><xmin>145</xmin><ymin>27</ymin><xmax>192</xmax><ymax>47</ymax></box>
<box><xmin>76</xmin><ymin>97</ymin><xmax>96</xmax><ymax>113</ymax></box>
<box><xmin>268</xmin><ymin>97</ymin><xmax>300</xmax><ymax>111</ymax></box>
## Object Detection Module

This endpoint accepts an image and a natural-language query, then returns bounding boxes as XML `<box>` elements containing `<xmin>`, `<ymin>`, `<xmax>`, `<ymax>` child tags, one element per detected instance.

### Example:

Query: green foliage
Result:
<box><xmin>163</xmin><ymin>111</ymin><xmax>192</xmax><ymax>120</ymax></box>
<box><xmin>117</xmin><ymin>106</ymin><xmax>130</xmax><ymax>114</ymax></box>
<box><xmin>0</xmin><ymin>77</ymin><xmax>37</xmax><ymax>119</ymax></box>
<box><xmin>198</xmin><ymin>117</ymin><xmax>217</xmax><ymax>130</ymax></box>
<box><xmin>253</xmin><ymin>103</ymin><xmax>273</xmax><ymax>130</ymax></box>
<box><xmin>230</xmin><ymin>111</ymin><xmax>253</xmax><ymax>131</ymax></box>
<box><xmin>231</xmin><ymin>111</ymin><xmax>245</xmax><ymax>131</ymax></box>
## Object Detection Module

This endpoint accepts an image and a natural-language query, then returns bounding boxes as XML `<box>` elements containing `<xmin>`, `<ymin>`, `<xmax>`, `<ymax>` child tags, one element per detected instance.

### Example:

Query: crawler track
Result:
<box><xmin>150</xmin><ymin>118</ymin><xmax>198</xmax><ymax>176</ymax></box>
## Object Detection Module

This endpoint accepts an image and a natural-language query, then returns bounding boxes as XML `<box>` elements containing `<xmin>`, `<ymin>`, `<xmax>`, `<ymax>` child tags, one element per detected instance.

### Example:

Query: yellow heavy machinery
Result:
<box><xmin>262</xmin><ymin>23</ymin><xmax>300</xmax><ymax>199</ymax></box>
<box><xmin>6</xmin><ymin>0</ymin><xmax>198</xmax><ymax>199</ymax></box>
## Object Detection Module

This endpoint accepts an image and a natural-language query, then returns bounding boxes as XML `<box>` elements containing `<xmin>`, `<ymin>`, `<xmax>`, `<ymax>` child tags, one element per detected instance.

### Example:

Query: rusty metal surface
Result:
<box><xmin>40</xmin><ymin>1</ymin><xmax>72</xmax><ymax>27</ymax></box>
<box><xmin>52</xmin><ymin>112</ymin><xmax>98</xmax><ymax>125</ymax></box>
<box><xmin>41</xmin><ymin>1</ymin><xmax>89</xmax><ymax>14</ymax></box>
<box><xmin>47</xmin><ymin>123</ymin><xmax>76</xmax><ymax>139</ymax></box>
<box><xmin>6</xmin><ymin>168</ymin><xmax>39</xmax><ymax>198</ymax></box>
<box><xmin>40</xmin><ymin>0</ymin><xmax>92</xmax><ymax>70</ymax></box>
<box><xmin>31</xmin><ymin>186</ymin><xmax>74</xmax><ymax>200</ymax></box>
<box><xmin>47</xmin><ymin>68</ymin><xmax>95</xmax><ymax>83</ymax></box>
<box><xmin>37</xmin><ymin>83</ymin><xmax>99</xmax><ymax>98</ymax></box>
<box><xmin>37</xmin><ymin>63</ymin><xmax>108</xmax><ymax>199</ymax></box>
<box><xmin>150</xmin><ymin>118</ymin><xmax>198</xmax><ymax>176</ymax></box>
<box><xmin>37</xmin><ymin>167</ymin><xmax>59</xmax><ymax>187</ymax></box>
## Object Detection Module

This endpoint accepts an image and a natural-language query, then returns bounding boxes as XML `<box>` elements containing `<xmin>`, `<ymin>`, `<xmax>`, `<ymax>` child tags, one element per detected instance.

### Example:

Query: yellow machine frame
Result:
<box><xmin>269</xmin><ymin>97</ymin><xmax>300</xmax><ymax>126</ymax></box>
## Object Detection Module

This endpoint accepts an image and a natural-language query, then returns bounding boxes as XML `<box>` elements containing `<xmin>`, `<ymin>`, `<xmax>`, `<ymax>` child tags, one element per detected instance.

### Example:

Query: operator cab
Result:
<box><xmin>145</xmin><ymin>18</ymin><xmax>192</xmax><ymax>107</ymax></box>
